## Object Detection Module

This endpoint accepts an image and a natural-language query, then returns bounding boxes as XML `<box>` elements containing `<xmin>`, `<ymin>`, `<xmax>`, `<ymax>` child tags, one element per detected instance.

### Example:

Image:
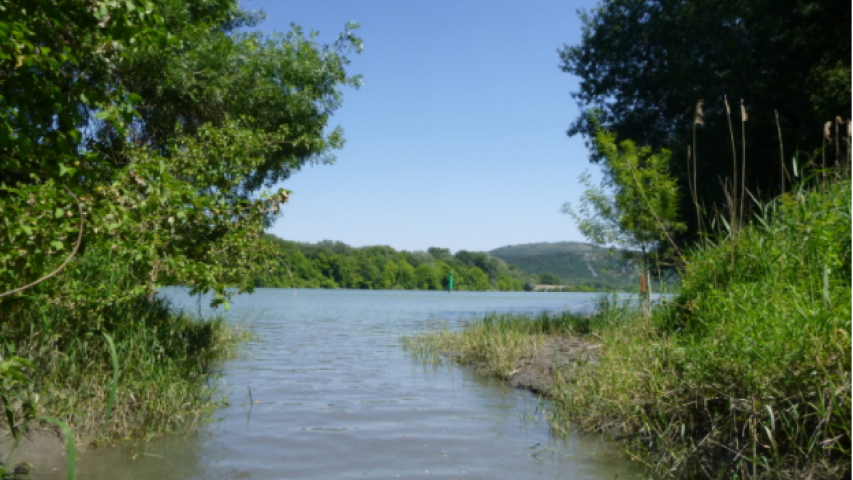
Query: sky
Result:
<box><xmin>248</xmin><ymin>0</ymin><xmax>603</xmax><ymax>253</ymax></box>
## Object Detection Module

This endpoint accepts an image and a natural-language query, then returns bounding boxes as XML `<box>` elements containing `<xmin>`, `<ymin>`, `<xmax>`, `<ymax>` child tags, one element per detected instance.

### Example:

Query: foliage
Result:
<box><xmin>563</xmin><ymin>128</ymin><xmax>685</xmax><ymax>272</ymax></box>
<box><xmin>0</xmin><ymin>0</ymin><xmax>362</xmax><ymax>307</ymax></box>
<box><xmin>0</xmin><ymin>0</ymin><xmax>358</xmax><ymax>454</ymax></box>
<box><xmin>254</xmin><ymin>235</ymin><xmax>536</xmax><ymax>292</ymax></box>
<box><xmin>0</xmin><ymin>253</ymin><xmax>250</xmax><ymax>443</ymax></box>
<box><xmin>559</xmin><ymin>0</ymin><xmax>851</xmax><ymax>237</ymax></box>
<box><xmin>412</xmin><ymin>174</ymin><xmax>851</xmax><ymax>477</ymax></box>
<box><xmin>403</xmin><ymin>310</ymin><xmax>613</xmax><ymax>377</ymax></box>
<box><xmin>432</xmin><ymin>179</ymin><xmax>851</xmax><ymax>478</ymax></box>
<box><xmin>537</xmin><ymin>272</ymin><xmax>563</xmax><ymax>286</ymax></box>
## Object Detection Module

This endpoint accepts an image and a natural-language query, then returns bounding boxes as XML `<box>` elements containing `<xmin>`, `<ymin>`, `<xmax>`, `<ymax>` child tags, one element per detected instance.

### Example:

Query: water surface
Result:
<box><xmin>67</xmin><ymin>289</ymin><xmax>641</xmax><ymax>479</ymax></box>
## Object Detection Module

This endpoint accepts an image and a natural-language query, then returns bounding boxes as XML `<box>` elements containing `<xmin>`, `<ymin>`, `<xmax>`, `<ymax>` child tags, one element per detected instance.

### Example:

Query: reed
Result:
<box><xmin>408</xmin><ymin>167</ymin><xmax>851</xmax><ymax>479</ymax></box>
<box><xmin>403</xmin><ymin>308</ymin><xmax>626</xmax><ymax>379</ymax></box>
<box><xmin>0</xmin><ymin>253</ymin><xmax>250</xmax><ymax>450</ymax></box>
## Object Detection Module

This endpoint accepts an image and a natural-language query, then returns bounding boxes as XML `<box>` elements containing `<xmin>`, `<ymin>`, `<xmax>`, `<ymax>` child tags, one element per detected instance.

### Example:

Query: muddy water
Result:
<box><xmin>67</xmin><ymin>289</ymin><xmax>641</xmax><ymax>479</ymax></box>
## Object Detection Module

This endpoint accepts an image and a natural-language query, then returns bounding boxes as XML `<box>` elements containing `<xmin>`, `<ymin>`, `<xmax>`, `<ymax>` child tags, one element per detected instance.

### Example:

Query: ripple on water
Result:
<box><xmin>64</xmin><ymin>289</ymin><xmax>642</xmax><ymax>480</ymax></box>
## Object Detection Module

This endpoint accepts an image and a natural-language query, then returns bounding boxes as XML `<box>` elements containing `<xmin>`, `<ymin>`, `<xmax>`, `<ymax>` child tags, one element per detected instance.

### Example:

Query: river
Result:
<box><xmin>68</xmin><ymin>288</ymin><xmax>641</xmax><ymax>479</ymax></box>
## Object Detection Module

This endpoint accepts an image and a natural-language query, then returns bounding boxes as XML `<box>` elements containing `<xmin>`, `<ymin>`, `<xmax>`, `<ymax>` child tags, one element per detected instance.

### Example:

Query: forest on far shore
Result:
<box><xmin>254</xmin><ymin>235</ymin><xmax>634</xmax><ymax>292</ymax></box>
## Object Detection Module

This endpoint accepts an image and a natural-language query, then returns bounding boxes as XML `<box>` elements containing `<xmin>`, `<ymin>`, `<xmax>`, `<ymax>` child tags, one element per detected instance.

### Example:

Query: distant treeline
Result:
<box><xmin>254</xmin><ymin>235</ymin><xmax>539</xmax><ymax>291</ymax></box>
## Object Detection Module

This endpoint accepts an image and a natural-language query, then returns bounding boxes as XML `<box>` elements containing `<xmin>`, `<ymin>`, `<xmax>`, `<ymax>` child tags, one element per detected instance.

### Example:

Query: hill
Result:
<box><xmin>489</xmin><ymin>242</ymin><xmax>637</xmax><ymax>289</ymax></box>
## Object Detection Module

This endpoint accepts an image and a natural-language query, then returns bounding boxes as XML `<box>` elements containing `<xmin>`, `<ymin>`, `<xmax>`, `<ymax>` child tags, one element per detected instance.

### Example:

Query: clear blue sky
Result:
<box><xmin>249</xmin><ymin>0</ymin><xmax>602</xmax><ymax>253</ymax></box>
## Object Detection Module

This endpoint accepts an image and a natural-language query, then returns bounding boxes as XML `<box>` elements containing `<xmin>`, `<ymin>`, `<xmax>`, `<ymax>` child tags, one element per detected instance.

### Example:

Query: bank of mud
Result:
<box><xmin>451</xmin><ymin>335</ymin><xmax>602</xmax><ymax>396</ymax></box>
<box><xmin>0</xmin><ymin>428</ymin><xmax>74</xmax><ymax>477</ymax></box>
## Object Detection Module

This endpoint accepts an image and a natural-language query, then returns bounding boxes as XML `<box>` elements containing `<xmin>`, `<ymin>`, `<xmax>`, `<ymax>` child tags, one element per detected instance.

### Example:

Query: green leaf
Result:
<box><xmin>59</xmin><ymin>163</ymin><xmax>77</xmax><ymax>177</ymax></box>
<box><xmin>50</xmin><ymin>240</ymin><xmax>64</xmax><ymax>250</ymax></box>
<box><xmin>54</xmin><ymin>208</ymin><xmax>64</xmax><ymax>219</ymax></box>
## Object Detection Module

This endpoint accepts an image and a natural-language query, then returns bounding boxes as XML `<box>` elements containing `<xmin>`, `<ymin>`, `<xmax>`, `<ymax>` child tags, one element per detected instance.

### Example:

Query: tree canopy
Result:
<box><xmin>254</xmin><ymin>235</ymin><xmax>536</xmax><ymax>292</ymax></box>
<box><xmin>560</xmin><ymin>0</ymin><xmax>851</xmax><ymax>237</ymax></box>
<box><xmin>0</xmin><ymin>0</ymin><xmax>362</xmax><ymax>307</ymax></box>
<box><xmin>563</xmin><ymin>127</ymin><xmax>684</xmax><ymax>277</ymax></box>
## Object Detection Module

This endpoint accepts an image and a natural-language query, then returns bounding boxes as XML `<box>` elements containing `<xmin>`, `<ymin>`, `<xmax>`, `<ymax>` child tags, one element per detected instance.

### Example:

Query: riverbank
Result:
<box><xmin>0</xmin><ymin>289</ymin><xmax>249</xmax><ymax>477</ymax></box>
<box><xmin>407</xmin><ymin>179</ymin><xmax>851</xmax><ymax>479</ymax></box>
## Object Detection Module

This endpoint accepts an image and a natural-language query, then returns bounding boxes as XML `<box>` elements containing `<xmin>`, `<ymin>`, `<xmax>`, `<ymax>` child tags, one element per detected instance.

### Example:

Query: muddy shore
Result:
<box><xmin>447</xmin><ymin>335</ymin><xmax>602</xmax><ymax>396</ymax></box>
<box><xmin>0</xmin><ymin>427</ymin><xmax>76</xmax><ymax>477</ymax></box>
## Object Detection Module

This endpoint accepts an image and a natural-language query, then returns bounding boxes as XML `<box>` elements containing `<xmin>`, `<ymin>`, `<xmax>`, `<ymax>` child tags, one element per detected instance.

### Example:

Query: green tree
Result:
<box><xmin>0</xmin><ymin>0</ymin><xmax>362</xmax><ymax>306</ymax></box>
<box><xmin>560</xmin><ymin>0</ymin><xmax>851</xmax><ymax>238</ymax></box>
<box><xmin>468</xmin><ymin>267</ymin><xmax>492</xmax><ymax>291</ymax></box>
<box><xmin>381</xmin><ymin>261</ymin><xmax>398</xmax><ymax>289</ymax></box>
<box><xmin>496</xmin><ymin>274</ymin><xmax>522</xmax><ymax>291</ymax></box>
<box><xmin>414</xmin><ymin>264</ymin><xmax>434</xmax><ymax>290</ymax></box>
<box><xmin>396</xmin><ymin>260</ymin><xmax>416</xmax><ymax>289</ymax></box>
<box><xmin>427</xmin><ymin>247</ymin><xmax>452</xmax><ymax>262</ymax></box>
<box><xmin>563</xmin><ymin>128</ymin><xmax>685</xmax><ymax>290</ymax></box>
<box><xmin>539</xmin><ymin>272</ymin><xmax>562</xmax><ymax>285</ymax></box>
<box><xmin>432</xmin><ymin>261</ymin><xmax>452</xmax><ymax>290</ymax></box>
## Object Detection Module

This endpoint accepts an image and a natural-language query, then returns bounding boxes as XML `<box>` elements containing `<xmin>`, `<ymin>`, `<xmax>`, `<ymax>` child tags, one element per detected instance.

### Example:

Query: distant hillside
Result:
<box><xmin>490</xmin><ymin>241</ymin><xmax>600</xmax><ymax>256</ymax></box>
<box><xmin>489</xmin><ymin>242</ymin><xmax>637</xmax><ymax>289</ymax></box>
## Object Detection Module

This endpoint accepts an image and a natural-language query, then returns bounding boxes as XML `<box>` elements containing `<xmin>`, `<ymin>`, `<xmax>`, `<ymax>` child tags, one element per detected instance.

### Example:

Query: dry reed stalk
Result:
<box><xmin>724</xmin><ymin>96</ymin><xmax>738</xmax><ymax>230</ymax></box>
<box><xmin>775</xmin><ymin>110</ymin><xmax>787</xmax><ymax>195</ymax></box>
<box><xmin>835</xmin><ymin>117</ymin><xmax>841</xmax><ymax>165</ymax></box>
<box><xmin>692</xmin><ymin>100</ymin><xmax>705</xmax><ymax>245</ymax></box>
<box><xmin>623</xmin><ymin>156</ymin><xmax>684</xmax><ymax>260</ymax></box>
<box><xmin>846</xmin><ymin>120</ymin><xmax>852</xmax><ymax>173</ymax></box>
<box><xmin>823</xmin><ymin>120</ymin><xmax>831</xmax><ymax>171</ymax></box>
<box><xmin>739</xmin><ymin>99</ymin><xmax>747</xmax><ymax>229</ymax></box>
<box><xmin>646</xmin><ymin>269</ymin><xmax>652</xmax><ymax>318</ymax></box>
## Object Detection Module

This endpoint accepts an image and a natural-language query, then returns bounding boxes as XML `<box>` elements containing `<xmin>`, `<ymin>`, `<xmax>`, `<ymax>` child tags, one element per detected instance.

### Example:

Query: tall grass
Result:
<box><xmin>405</xmin><ymin>309</ymin><xmax>609</xmax><ymax>377</ymax></box>
<box><xmin>0</xmin><ymin>252</ymin><xmax>250</xmax><ymax>448</ymax></box>
<box><xmin>407</xmin><ymin>178</ymin><xmax>851</xmax><ymax>479</ymax></box>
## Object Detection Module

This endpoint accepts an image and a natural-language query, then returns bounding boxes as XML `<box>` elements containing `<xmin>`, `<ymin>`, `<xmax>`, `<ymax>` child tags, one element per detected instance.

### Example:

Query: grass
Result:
<box><xmin>0</xmin><ymin>253</ymin><xmax>251</xmax><ymax>453</ymax></box>
<box><xmin>403</xmin><ymin>306</ymin><xmax>631</xmax><ymax>379</ymax></box>
<box><xmin>406</xmin><ymin>178</ymin><xmax>851</xmax><ymax>479</ymax></box>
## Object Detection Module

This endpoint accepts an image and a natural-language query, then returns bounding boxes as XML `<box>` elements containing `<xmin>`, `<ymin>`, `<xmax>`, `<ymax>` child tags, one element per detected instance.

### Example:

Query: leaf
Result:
<box><xmin>59</xmin><ymin>163</ymin><xmax>77</xmax><ymax>177</ymax></box>
<box><xmin>51</xmin><ymin>240</ymin><xmax>64</xmax><ymax>250</ymax></box>
<box><xmin>54</xmin><ymin>208</ymin><xmax>64</xmax><ymax>219</ymax></box>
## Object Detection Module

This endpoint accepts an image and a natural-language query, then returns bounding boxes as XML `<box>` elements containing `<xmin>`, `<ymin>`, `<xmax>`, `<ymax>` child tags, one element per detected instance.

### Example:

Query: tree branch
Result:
<box><xmin>0</xmin><ymin>189</ymin><xmax>85</xmax><ymax>298</ymax></box>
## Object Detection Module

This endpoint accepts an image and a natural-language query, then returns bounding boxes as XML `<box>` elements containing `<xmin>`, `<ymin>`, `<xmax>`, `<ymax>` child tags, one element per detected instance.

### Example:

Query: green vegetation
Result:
<box><xmin>1</xmin><ymin>0</ymin><xmax>361</xmax><ymax>305</ymax></box>
<box><xmin>254</xmin><ymin>236</ymin><xmax>539</xmax><ymax>291</ymax></box>
<box><xmin>560</xmin><ymin>0</ymin><xmax>850</xmax><ymax>240</ymax></box>
<box><xmin>409</xmin><ymin>177</ymin><xmax>851</xmax><ymax>478</ymax></box>
<box><xmin>536</xmin><ymin>272</ymin><xmax>563</xmax><ymax>286</ymax></box>
<box><xmin>1</xmin><ymin>256</ymin><xmax>250</xmax><ymax>444</ymax></box>
<box><xmin>0</xmin><ymin>0</ymin><xmax>359</xmax><ymax>466</ymax></box>
<box><xmin>564</xmin><ymin>125</ymin><xmax>686</xmax><ymax>310</ymax></box>
<box><xmin>404</xmin><ymin>309</ymin><xmax>614</xmax><ymax>378</ymax></box>
<box><xmin>489</xmin><ymin>242</ymin><xmax>642</xmax><ymax>291</ymax></box>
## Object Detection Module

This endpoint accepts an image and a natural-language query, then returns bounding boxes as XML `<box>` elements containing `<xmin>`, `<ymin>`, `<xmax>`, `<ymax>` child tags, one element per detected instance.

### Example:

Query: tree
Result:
<box><xmin>414</xmin><ymin>264</ymin><xmax>434</xmax><ymax>290</ymax></box>
<box><xmin>0</xmin><ymin>0</ymin><xmax>362</xmax><ymax>307</ymax></box>
<box><xmin>467</xmin><ymin>267</ymin><xmax>492</xmax><ymax>291</ymax></box>
<box><xmin>381</xmin><ymin>261</ymin><xmax>398</xmax><ymax>289</ymax></box>
<box><xmin>560</xmin><ymin>0</ymin><xmax>851</xmax><ymax>237</ymax></box>
<box><xmin>427</xmin><ymin>247</ymin><xmax>451</xmax><ymax>262</ymax></box>
<box><xmin>396</xmin><ymin>260</ymin><xmax>416</xmax><ymax>289</ymax></box>
<box><xmin>539</xmin><ymin>272</ymin><xmax>563</xmax><ymax>286</ymax></box>
<box><xmin>563</xmin><ymin>127</ymin><xmax>685</xmax><ymax>298</ymax></box>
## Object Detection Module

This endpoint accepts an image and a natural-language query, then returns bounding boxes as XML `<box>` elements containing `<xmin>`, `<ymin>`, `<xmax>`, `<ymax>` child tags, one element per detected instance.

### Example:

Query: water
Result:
<box><xmin>68</xmin><ymin>289</ymin><xmax>641</xmax><ymax>479</ymax></box>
